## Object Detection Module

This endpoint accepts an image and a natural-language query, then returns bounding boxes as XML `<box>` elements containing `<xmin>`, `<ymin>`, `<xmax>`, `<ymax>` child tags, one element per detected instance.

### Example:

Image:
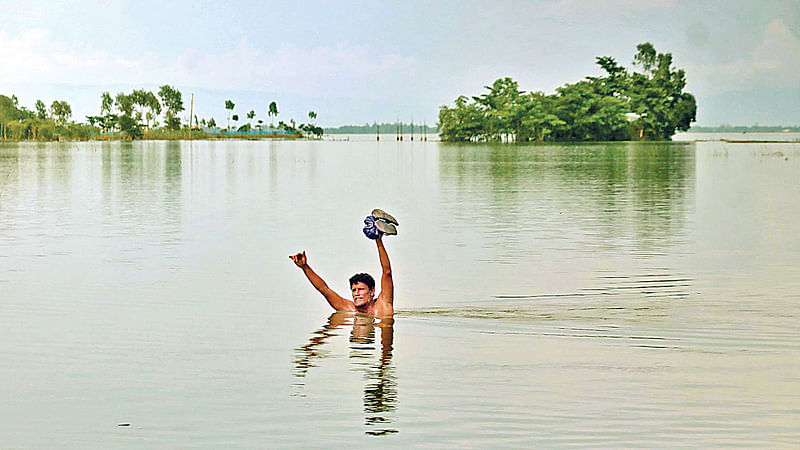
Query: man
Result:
<box><xmin>289</xmin><ymin>210</ymin><xmax>397</xmax><ymax>318</ymax></box>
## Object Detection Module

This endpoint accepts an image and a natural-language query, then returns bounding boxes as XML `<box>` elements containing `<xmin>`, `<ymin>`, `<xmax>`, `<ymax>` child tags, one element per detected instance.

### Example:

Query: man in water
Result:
<box><xmin>289</xmin><ymin>211</ymin><xmax>396</xmax><ymax>318</ymax></box>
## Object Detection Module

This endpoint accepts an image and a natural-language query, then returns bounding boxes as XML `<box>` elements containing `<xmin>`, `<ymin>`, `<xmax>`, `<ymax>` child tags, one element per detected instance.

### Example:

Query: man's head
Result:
<box><xmin>349</xmin><ymin>273</ymin><xmax>375</xmax><ymax>307</ymax></box>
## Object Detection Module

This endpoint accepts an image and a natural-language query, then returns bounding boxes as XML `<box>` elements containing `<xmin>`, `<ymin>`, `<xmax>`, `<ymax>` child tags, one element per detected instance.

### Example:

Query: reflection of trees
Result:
<box><xmin>98</xmin><ymin>141</ymin><xmax>184</xmax><ymax>267</ymax></box>
<box><xmin>292</xmin><ymin>313</ymin><xmax>398</xmax><ymax>436</ymax></box>
<box><xmin>438</xmin><ymin>142</ymin><xmax>694</xmax><ymax>252</ymax></box>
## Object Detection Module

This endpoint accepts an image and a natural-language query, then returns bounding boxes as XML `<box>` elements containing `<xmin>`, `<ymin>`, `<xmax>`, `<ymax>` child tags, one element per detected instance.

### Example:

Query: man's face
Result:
<box><xmin>351</xmin><ymin>282</ymin><xmax>375</xmax><ymax>307</ymax></box>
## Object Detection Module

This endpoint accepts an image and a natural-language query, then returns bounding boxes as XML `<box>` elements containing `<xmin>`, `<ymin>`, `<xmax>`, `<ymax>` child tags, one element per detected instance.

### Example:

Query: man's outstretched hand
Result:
<box><xmin>289</xmin><ymin>251</ymin><xmax>307</xmax><ymax>267</ymax></box>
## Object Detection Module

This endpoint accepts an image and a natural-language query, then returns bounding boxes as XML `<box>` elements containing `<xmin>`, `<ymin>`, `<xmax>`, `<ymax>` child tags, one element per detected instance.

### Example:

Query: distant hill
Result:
<box><xmin>325</xmin><ymin>122</ymin><xmax>437</xmax><ymax>134</ymax></box>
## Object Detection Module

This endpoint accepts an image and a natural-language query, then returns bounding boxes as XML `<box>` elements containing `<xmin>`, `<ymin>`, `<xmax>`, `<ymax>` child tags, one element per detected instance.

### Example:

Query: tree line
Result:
<box><xmin>0</xmin><ymin>95</ymin><xmax>95</xmax><ymax>140</ymax></box>
<box><xmin>220</xmin><ymin>99</ymin><xmax>322</xmax><ymax>137</ymax></box>
<box><xmin>438</xmin><ymin>43</ymin><xmax>697</xmax><ymax>142</ymax></box>
<box><xmin>0</xmin><ymin>86</ymin><xmax>323</xmax><ymax>141</ymax></box>
<box><xmin>690</xmin><ymin>124</ymin><xmax>800</xmax><ymax>133</ymax></box>
<box><xmin>325</xmin><ymin>122</ymin><xmax>437</xmax><ymax>134</ymax></box>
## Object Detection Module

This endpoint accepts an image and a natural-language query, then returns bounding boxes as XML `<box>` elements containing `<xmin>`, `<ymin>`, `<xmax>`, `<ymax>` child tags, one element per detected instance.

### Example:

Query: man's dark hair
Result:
<box><xmin>349</xmin><ymin>273</ymin><xmax>375</xmax><ymax>290</ymax></box>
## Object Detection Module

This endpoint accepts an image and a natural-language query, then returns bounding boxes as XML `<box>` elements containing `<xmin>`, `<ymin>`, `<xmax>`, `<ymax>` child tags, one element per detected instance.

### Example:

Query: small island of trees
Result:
<box><xmin>438</xmin><ymin>43</ymin><xmax>697</xmax><ymax>142</ymax></box>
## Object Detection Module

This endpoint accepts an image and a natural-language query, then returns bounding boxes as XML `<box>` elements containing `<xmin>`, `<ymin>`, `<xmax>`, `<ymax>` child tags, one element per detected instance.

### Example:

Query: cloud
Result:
<box><xmin>688</xmin><ymin>19</ymin><xmax>800</xmax><ymax>94</ymax></box>
<box><xmin>0</xmin><ymin>27</ymin><xmax>417</xmax><ymax>99</ymax></box>
<box><xmin>537</xmin><ymin>0</ymin><xmax>678</xmax><ymax>19</ymax></box>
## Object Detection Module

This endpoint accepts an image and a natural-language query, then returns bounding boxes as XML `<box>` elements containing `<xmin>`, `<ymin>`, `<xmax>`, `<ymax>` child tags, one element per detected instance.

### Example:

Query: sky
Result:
<box><xmin>1</xmin><ymin>0</ymin><xmax>799</xmax><ymax>127</ymax></box>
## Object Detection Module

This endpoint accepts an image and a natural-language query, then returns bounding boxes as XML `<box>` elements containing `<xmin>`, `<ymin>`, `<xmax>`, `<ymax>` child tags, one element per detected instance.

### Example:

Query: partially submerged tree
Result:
<box><xmin>438</xmin><ymin>42</ymin><xmax>696</xmax><ymax>142</ymax></box>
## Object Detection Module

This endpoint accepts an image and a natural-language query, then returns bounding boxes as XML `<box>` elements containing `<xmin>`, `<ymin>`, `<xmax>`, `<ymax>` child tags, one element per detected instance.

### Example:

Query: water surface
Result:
<box><xmin>1</xmin><ymin>139</ymin><xmax>798</xmax><ymax>447</ymax></box>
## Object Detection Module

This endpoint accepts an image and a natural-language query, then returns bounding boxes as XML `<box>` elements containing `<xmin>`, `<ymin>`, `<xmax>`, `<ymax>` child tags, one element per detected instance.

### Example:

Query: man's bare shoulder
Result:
<box><xmin>373</xmin><ymin>298</ymin><xmax>394</xmax><ymax>318</ymax></box>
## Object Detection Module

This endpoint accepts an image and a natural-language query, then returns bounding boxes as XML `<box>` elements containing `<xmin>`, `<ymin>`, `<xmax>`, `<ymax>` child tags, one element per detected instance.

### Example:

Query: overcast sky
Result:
<box><xmin>1</xmin><ymin>0</ymin><xmax>798</xmax><ymax>126</ymax></box>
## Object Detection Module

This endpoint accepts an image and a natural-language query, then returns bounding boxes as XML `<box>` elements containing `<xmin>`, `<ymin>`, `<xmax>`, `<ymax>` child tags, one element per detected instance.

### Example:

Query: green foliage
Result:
<box><xmin>0</xmin><ymin>94</ymin><xmax>97</xmax><ymax>140</ymax></box>
<box><xmin>118</xmin><ymin>114</ymin><xmax>143</xmax><ymax>139</ymax></box>
<box><xmin>49</xmin><ymin>100</ymin><xmax>72</xmax><ymax>125</ymax></box>
<box><xmin>268</xmin><ymin>101</ymin><xmax>278</xmax><ymax>123</ymax></box>
<box><xmin>101</xmin><ymin>92</ymin><xmax>114</xmax><ymax>114</ymax></box>
<box><xmin>165</xmin><ymin>117</ymin><xmax>181</xmax><ymax>130</ymax></box>
<box><xmin>299</xmin><ymin>122</ymin><xmax>324</xmax><ymax>137</ymax></box>
<box><xmin>158</xmin><ymin>85</ymin><xmax>184</xmax><ymax>130</ymax></box>
<box><xmin>224</xmin><ymin>99</ymin><xmax>235</xmax><ymax>132</ymax></box>
<box><xmin>115</xmin><ymin>92</ymin><xmax>134</xmax><ymax>116</ymax></box>
<box><xmin>35</xmin><ymin>100</ymin><xmax>48</xmax><ymax>119</ymax></box>
<box><xmin>438</xmin><ymin>43</ymin><xmax>696</xmax><ymax>142</ymax></box>
<box><xmin>130</xmin><ymin>89</ymin><xmax>161</xmax><ymax>129</ymax></box>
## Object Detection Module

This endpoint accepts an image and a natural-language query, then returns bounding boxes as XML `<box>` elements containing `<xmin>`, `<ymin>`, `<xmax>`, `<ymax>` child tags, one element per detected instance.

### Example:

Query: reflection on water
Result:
<box><xmin>438</xmin><ymin>142</ymin><xmax>694</xmax><ymax>258</ymax></box>
<box><xmin>293</xmin><ymin>312</ymin><xmax>397</xmax><ymax>436</ymax></box>
<box><xmin>2</xmin><ymin>140</ymin><xmax>799</xmax><ymax>446</ymax></box>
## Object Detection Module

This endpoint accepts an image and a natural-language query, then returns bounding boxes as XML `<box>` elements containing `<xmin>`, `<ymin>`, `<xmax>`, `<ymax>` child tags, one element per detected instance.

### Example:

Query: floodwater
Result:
<box><xmin>1</xmin><ymin>138</ymin><xmax>798</xmax><ymax>447</ymax></box>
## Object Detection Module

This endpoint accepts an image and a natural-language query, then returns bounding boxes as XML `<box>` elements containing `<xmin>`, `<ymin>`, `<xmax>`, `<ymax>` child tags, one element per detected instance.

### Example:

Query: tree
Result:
<box><xmin>625</xmin><ymin>42</ymin><xmax>696</xmax><ymax>139</ymax></box>
<box><xmin>113</xmin><ymin>92</ymin><xmax>141</xmax><ymax>138</ymax></box>
<box><xmin>438</xmin><ymin>95</ymin><xmax>487</xmax><ymax>142</ymax></box>
<box><xmin>308</xmin><ymin>110</ymin><xmax>317</xmax><ymax>121</ymax></box>
<box><xmin>35</xmin><ymin>100</ymin><xmax>48</xmax><ymax>119</ymax></box>
<box><xmin>98</xmin><ymin>92</ymin><xmax>116</xmax><ymax>133</ymax></box>
<box><xmin>438</xmin><ymin>43</ymin><xmax>696</xmax><ymax>142</ymax></box>
<box><xmin>118</xmin><ymin>114</ymin><xmax>142</xmax><ymax>139</ymax></box>
<box><xmin>232</xmin><ymin>114</ymin><xmax>239</xmax><ymax>132</ymax></box>
<box><xmin>158</xmin><ymin>85</ymin><xmax>184</xmax><ymax>130</ymax></box>
<box><xmin>633</xmin><ymin>42</ymin><xmax>657</xmax><ymax>74</ymax></box>
<box><xmin>247</xmin><ymin>109</ymin><xmax>255</xmax><ymax>130</ymax></box>
<box><xmin>101</xmin><ymin>92</ymin><xmax>114</xmax><ymax>114</ymax></box>
<box><xmin>208</xmin><ymin>117</ymin><xmax>217</xmax><ymax>128</ymax></box>
<box><xmin>144</xmin><ymin>91</ymin><xmax>161</xmax><ymax>129</ymax></box>
<box><xmin>49</xmin><ymin>100</ymin><xmax>72</xmax><ymax>126</ymax></box>
<box><xmin>225</xmin><ymin>99</ymin><xmax>235</xmax><ymax>133</ymax></box>
<box><xmin>268</xmin><ymin>101</ymin><xmax>278</xmax><ymax>128</ymax></box>
<box><xmin>115</xmin><ymin>93</ymin><xmax>134</xmax><ymax>116</ymax></box>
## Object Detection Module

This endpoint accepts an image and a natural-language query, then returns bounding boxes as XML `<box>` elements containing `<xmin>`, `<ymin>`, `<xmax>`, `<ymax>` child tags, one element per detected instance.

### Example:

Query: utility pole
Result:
<box><xmin>189</xmin><ymin>93</ymin><xmax>194</xmax><ymax>139</ymax></box>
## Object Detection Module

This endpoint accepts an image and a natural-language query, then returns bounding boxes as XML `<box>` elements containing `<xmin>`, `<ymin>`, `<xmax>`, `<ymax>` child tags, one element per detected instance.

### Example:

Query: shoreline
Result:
<box><xmin>0</xmin><ymin>132</ymin><xmax>305</xmax><ymax>144</ymax></box>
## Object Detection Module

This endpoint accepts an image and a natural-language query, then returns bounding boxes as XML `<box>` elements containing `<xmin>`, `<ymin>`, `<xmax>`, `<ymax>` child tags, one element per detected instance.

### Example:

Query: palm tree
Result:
<box><xmin>225</xmin><ymin>99</ymin><xmax>235</xmax><ymax>133</ymax></box>
<box><xmin>268</xmin><ymin>101</ymin><xmax>278</xmax><ymax>130</ymax></box>
<box><xmin>247</xmin><ymin>109</ymin><xmax>255</xmax><ymax>128</ymax></box>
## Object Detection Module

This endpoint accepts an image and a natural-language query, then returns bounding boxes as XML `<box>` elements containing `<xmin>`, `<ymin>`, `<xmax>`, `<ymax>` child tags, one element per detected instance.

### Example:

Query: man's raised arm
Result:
<box><xmin>375</xmin><ymin>237</ymin><xmax>393</xmax><ymax>304</ymax></box>
<box><xmin>289</xmin><ymin>251</ymin><xmax>355</xmax><ymax>312</ymax></box>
